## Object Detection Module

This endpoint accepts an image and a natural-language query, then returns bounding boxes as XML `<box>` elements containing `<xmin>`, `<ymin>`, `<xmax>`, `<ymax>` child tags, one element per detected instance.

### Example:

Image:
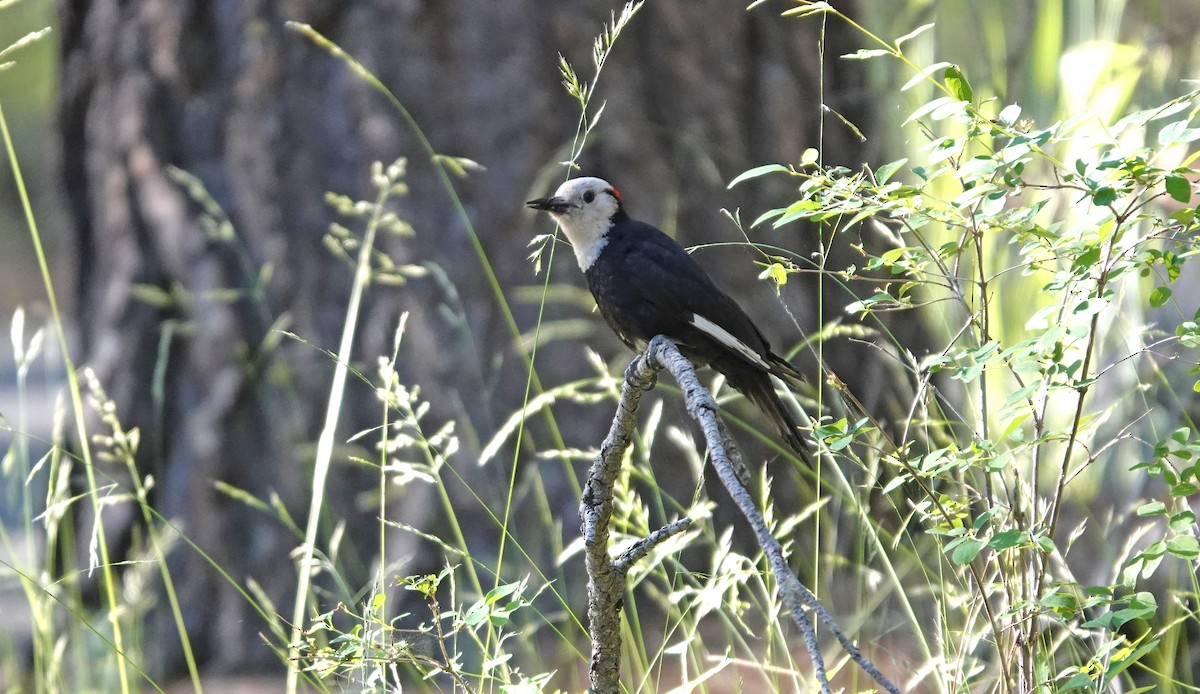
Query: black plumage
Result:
<box><xmin>586</xmin><ymin>208</ymin><xmax>810</xmax><ymax>459</ymax></box>
<box><xmin>528</xmin><ymin>177</ymin><xmax>811</xmax><ymax>461</ymax></box>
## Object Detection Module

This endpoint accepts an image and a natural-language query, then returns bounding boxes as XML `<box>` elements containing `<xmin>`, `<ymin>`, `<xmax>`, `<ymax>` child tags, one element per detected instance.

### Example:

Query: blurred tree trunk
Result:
<box><xmin>55</xmin><ymin>0</ymin><xmax>900</xmax><ymax>678</ymax></box>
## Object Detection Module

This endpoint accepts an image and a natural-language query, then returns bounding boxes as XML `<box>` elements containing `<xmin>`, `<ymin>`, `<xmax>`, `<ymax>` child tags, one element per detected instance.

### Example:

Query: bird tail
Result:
<box><xmin>740</xmin><ymin>372</ymin><xmax>812</xmax><ymax>464</ymax></box>
<box><xmin>767</xmin><ymin>353</ymin><xmax>805</xmax><ymax>390</ymax></box>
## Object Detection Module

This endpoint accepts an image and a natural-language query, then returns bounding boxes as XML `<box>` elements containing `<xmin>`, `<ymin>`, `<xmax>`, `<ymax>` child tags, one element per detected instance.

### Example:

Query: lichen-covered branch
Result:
<box><xmin>645</xmin><ymin>336</ymin><xmax>900</xmax><ymax>694</ymax></box>
<box><xmin>582</xmin><ymin>336</ymin><xmax>899</xmax><ymax>694</ymax></box>
<box><xmin>580</xmin><ymin>354</ymin><xmax>692</xmax><ymax>693</ymax></box>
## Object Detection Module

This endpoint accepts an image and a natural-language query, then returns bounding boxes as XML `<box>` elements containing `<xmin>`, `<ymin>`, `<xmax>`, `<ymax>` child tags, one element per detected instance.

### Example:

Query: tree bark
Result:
<box><xmin>55</xmin><ymin>0</ymin><xmax>898</xmax><ymax>677</ymax></box>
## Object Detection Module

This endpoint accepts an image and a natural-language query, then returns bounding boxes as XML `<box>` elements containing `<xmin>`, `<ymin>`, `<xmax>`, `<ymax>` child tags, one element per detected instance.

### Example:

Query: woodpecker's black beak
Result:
<box><xmin>526</xmin><ymin>196</ymin><xmax>570</xmax><ymax>214</ymax></box>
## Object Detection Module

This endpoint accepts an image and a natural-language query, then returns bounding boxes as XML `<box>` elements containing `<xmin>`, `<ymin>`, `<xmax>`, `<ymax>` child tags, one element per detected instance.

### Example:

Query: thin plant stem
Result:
<box><xmin>0</xmin><ymin>97</ymin><xmax>133</xmax><ymax>694</ymax></box>
<box><xmin>285</xmin><ymin>167</ymin><xmax>394</xmax><ymax>694</ymax></box>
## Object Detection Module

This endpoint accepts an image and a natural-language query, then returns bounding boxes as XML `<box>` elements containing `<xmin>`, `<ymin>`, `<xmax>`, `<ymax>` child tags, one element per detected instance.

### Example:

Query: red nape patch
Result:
<box><xmin>609</xmin><ymin>187</ymin><xmax>622</xmax><ymax>201</ymax></box>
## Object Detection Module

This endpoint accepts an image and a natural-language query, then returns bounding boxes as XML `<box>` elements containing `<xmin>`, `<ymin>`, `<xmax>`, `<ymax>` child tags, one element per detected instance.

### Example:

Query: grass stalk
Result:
<box><xmin>284</xmin><ymin>164</ymin><xmax>398</xmax><ymax>694</ymax></box>
<box><xmin>1</xmin><ymin>96</ymin><xmax>133</xmax><ymax>694</ymax></box>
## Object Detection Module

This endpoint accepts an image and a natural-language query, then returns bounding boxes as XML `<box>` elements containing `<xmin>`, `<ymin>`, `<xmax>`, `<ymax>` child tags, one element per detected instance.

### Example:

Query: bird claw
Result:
<box><xmin>624</xmin><ymin>357</ymin><xmax>657</xmax><ymax>390</ymax></box>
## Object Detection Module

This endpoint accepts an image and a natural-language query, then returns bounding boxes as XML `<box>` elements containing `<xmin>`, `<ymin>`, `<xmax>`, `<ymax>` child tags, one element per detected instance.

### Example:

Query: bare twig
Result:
<box><xmin>580</xmin><ymin>355</ymin><xmax>693</xmax><ymax>693</ymax></box>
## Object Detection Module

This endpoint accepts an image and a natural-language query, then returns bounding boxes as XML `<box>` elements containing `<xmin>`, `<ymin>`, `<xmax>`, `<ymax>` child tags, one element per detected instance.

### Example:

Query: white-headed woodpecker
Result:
<box><xmin>527</xmin><ymin>176</ymin><xmax>811</xmax><ymax>461</ymax></box>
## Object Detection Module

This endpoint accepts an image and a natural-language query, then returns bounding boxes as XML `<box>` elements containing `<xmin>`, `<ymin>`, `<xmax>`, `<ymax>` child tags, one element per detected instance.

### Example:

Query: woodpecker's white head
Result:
<box><xmin>527</xmin><ymin>177</ymin><xmax>623</xmax><ymax>271</ymax></box>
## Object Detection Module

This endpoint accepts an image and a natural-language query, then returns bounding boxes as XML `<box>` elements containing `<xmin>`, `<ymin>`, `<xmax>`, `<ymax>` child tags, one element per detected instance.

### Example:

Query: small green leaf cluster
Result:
<box><xmin>299</xmin><ymin>568</ymin><xmax>550</xmax><ymax>693</ymax></box>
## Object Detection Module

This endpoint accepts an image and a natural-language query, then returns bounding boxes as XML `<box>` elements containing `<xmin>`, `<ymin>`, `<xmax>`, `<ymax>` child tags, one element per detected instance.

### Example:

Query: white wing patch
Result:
<box><xmin>689</xmin><ymin>314</ymin><xmax>770</xmax><ymax>370</ymax></box>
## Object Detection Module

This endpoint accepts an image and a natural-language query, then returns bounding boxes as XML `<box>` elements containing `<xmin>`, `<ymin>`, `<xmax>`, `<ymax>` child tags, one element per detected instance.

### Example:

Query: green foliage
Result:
<box><xmin>5</xmin><ymin>1</ymin><xmax>1200</xmax><ymax>692</ymax></box>
<box><xmin>730</xmin><ymin>7</ymin><xmax>1200</xmax><ymax>688</ymax></box>
<box><xmin>298</xmin><ymin>569</ymin><xmax>552</xmax><ymax>693</ymax></box>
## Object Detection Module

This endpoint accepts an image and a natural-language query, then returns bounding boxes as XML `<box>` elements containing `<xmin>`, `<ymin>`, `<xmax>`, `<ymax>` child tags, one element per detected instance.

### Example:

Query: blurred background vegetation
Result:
<box><xmin>0</xmin><ymin>0</ymin><xmax>56</xmax><ymax>313</ymax></box>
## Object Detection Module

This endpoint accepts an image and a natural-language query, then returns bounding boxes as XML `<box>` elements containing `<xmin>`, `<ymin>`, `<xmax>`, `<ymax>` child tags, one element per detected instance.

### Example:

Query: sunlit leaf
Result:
<box><xmin>1166</xmin><ymin>535</ymin><xmax>1199</xmax><ymax>559</ymax></box>
<box><xmin>943</xmin><ymin>65</ymin><xmax>973</xmax><ymax>103</ymax></box>
<box><xmin>895</xmin><ymin>23</ymin><xmax>935</xmax><ymax>48</ymax></box>
<box><xmin>986</xmin><ymin>530</ymin><xmax>1023</xmax><ymax>550</ymax></box>
<box><xmin>950</xmin><ymin>537</ymin><xmax>985</xmax><ymax>565</ymax></box>
<box><xmin>1150</xmin><ymin>286</ymin><xmax>1172</xmax><ymax>308</ymax></box>
<box><xmin>728</xmin><ymin>164</ymin><xmax>788</xmax><ymax>188</ymax></box>
<box><xmin>1165</xmin><ymin>173</ymin><xmax>1192</xmax><ymax>203</ymax></box>
<box><xmin>874</xmin><ymin>158</ymin><xmax>908</xmax><ymax>184</ymax></box>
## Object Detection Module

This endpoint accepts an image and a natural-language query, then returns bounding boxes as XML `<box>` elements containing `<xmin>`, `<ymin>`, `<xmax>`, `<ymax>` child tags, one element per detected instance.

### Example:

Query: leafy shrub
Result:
<box><xmin>734</xmin><ymin>11</ymin><xmax>1200</xmax><ymax>689</ymax></box>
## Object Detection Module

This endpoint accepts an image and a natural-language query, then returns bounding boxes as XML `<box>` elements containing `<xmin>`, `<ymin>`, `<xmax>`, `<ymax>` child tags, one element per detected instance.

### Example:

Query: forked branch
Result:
<box><xmin>581</xmin><ymin>336</ymin><xmax>900</xmax><ymax>694</ymax></box>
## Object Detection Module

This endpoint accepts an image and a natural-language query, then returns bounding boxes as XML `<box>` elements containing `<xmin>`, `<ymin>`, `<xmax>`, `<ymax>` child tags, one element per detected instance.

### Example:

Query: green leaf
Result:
<box><xmin>881</xmin><ymin>474</ymin><xmax>909</xmax><ymax>495</ymax></box>
<box><xmin>1082</xmin><ymin>613</ymin><xmax>1115</xmax><ymax>630</ymax></box>
<box><xmin>829</xmin><ymin>434</ymin><xmax>855</xmax><ymax>451</ymax></box>
<box><xmin>1166</xmin><ymin>535</ymin><xmax>1199</xmax><ymax>559</ymax></box>
<box><xmin>759</xmin><ymin>261</ymin><xmax>789</xmax><ymax>288</ymax></box>
<box><xmin>842</xmin><ymin>48</ymin><xmax>893</xmax><ymax>60</ymax></box>
<box><xmin>1165</xmin><ymin>174</ymin><xmax>1192</xmax><ymax>203</ymax></box>
<box><xmin>1171</xmin><ymin>482</ymin><xmax>1199</xmax><ymax>496</ymax></box>
<box><xmin>1072</xmin><ymin>245</ymin><xmax>1101</xmax><ymax>273</ymax></box>
<box><xmin>997</xmin><ymin>104</ymin><xmax>1022</xmax><ymax>127</ymax></box>
<box><xmin>1106</xmin><ymin>591</ymin><xmax>1158</xmax><ymax>628</ymax></box>
<box><xmin>1041</xmin><ymin>592</ymin><xmax>1078</xmax><ymax>614</ymax></box>
<box><xmin>950</xmin><ymin>537</ymin><xmax>985</xmax><ymax>565</ymax></box>
<box><xmin>1137</xmin><ymin>500</ymin><xmax>1166</xmax><ymax>516</ymax></box>
<box><xmin>463</xmin><ymin>602</ymin><xmax>488</xmax><ymax>626</ymax></box>
<box><xmin>826</xmin><ymin>104</ymin><xmax>866</xmax><ymax>142</ymax></box>
<box><xmin>988</xmin><ymin>529</ymin><xmax>1025</xmax><ymax>550</ymax></box>
<box><xmin>895</xmin><ymin>23</ymin><xmax>935</xmax><ymax>48</ymax></box>
<box><xmin>1092</xmin><ymin>187</ymin><xmax>1117</xmax><ymax>206</ymax></box>
<box><xmin>972</xmin><ymin>507</ymin><xmax>999</xmax><ymax>531</ymax></box>
<box><xmin>878</xmin><ymin>246</ymin><xmax>909</xmax><ymax>265</ymax></box>
<box><xmin>1150</xmin><ymin>286</ymin><xmax>1172</xmax><ymax>308</ymax></box>
<box><xmin>750</xmin><ymin>207</ymin><xmax>786</xmax><ymax>228</ymax></box>
<box><xmin>1059</xmin><ymin>671</ymin><xmax>1096</xmax><ymax>691</ymax></box>
<box><xmin>1104</xmin><ymin>639</ymin><xmax>1161</xmax><ymax>683</ymax></box>
<box><xmin>813</xmin><ymin>417</ymin><xmax>849</xmax><ymax>439</ymax></box>
<box><xmin>874</xmin><ymin>158</ymin><xmax>908</xmax><ymax>184</ymax></box>
<box><xmin>771</xmin><ymin>200</ymin><xmax>820</xmax><ymax>228</ymax></box>
<box><xmin>1169</xmin><ymin>510</ymin><xmax>1196</xmax><ymax>532</ymax></box>
<box><xmin>781</xmin><ymin>1</ymin><xmax>833</xmax><ymax>17</ymax></box>
<box><xmin>729</xmin><ymin>164</ymin><xmax>788</xmax><ymax>188</ymax></box>
<box><xmin>901</xmin><ymin>61</ymin><xmax>952</xmax><ymax>92</ymax></box>
<box><xmin>943</xmin><ymin>65</ymin><xmax>974</xmax><ymax>103</ymax></box>
<box><xmin>1130</xmin><ymin>591</ymin><xmax>1158</xmax><ymax>612</ymax></box>
<box><xmin>1158</xmin><ymin>119</ymin><xmax>1200</xmax><ymax>145</ymax></box>
<box><xmin>486</xmin><ymin>581</ymin><xmax>522</xmax><ymax>604</ymax></box>
<box><xmin>930</xmin><ymin>99</ymin><xmax>969</xmax><ymax>121</ymax></box>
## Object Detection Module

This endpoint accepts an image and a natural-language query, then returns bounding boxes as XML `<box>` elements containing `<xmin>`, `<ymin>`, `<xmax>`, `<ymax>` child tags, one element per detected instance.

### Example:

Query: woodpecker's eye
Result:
<box><xmin>582</xmin><ymin>190</ymin><xmax>596</xmax><ymax>204</ymax></box>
